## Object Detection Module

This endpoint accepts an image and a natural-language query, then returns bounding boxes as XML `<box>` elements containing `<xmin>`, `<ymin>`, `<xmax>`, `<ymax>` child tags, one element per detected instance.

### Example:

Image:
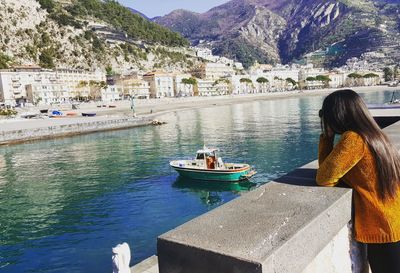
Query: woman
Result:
<box><xmin>316</xmin><ymin>89</ymin><xmax>400</xmax><ymax>273</ymax></box>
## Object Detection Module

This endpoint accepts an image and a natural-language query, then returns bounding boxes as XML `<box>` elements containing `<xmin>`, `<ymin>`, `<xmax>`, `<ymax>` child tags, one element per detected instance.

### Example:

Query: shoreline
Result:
<box><xmin>0</xmin><ymin>86</ymin><xmax>396</xmax><ymax>146</ymax></box>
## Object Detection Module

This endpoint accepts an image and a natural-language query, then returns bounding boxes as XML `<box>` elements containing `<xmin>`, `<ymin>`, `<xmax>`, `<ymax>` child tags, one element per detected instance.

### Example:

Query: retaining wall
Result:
<box><xmin>0</xmin><ymin>117</ymin><xmax>152</xmax><ymax>145</ymax></box>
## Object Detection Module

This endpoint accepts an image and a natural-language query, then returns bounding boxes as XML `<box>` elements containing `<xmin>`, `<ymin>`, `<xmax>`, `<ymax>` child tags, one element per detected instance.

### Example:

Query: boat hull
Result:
<box><xmin>171</xmin><ymin>165</ymin><xmax>253</xmax><ymax>182</ymax></box>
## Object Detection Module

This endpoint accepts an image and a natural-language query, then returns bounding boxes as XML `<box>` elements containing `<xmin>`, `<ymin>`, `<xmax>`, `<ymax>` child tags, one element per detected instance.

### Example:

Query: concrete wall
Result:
<box><xmin>157</xmin><ymin>120</ymin><xmax>400</xmax><ymax>273</ymax></box>
<box><xmin>0</xmin><ymin>117</ymin><xmax>152</xmax><ymax>145</ymax></box>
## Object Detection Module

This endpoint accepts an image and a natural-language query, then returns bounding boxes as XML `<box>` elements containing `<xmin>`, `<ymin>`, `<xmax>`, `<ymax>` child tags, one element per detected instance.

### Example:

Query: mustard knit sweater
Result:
<box><xmin>317</xmin><ymin>131</ymin><xmax>400</xmax><ymax>243</ymax></box>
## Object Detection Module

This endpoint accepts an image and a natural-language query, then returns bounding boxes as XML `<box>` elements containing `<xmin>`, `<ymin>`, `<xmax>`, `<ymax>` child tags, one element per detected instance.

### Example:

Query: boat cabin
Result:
<box><xmin>196</xmin><ymin>148</ymin><xmax>224</xmax><ymax>170</ymax></box>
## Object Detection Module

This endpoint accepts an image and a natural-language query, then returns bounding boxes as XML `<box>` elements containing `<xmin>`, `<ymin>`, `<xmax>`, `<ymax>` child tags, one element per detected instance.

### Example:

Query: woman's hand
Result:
<box><xmin>324</xmin><ymin>124</ymin><xmax>335</xmax><ymax>139</ymax></box>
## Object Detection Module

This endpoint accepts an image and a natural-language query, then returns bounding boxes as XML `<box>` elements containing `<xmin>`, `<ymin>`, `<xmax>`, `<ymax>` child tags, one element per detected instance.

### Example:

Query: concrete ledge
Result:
<box><xmin>131</xmin><ymin>256</ymin><xmax>158</xmax><ymax>273</ymax></box>
<box><xmin>158</xmin><ymin>120</ymin><xmax>400</xmax><ymax>273</ymax></box>
<box><xmin>0</xmin><ymin>117</ymin><xmax>152</xmax><ymax>145</ymax></box>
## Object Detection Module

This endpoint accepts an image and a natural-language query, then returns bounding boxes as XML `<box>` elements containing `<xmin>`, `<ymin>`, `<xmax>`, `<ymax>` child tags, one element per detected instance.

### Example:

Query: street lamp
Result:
<box><xmin>130</xmin><ymin>95</ymin><xmax>136</xmax><ymax>117</ymax></box>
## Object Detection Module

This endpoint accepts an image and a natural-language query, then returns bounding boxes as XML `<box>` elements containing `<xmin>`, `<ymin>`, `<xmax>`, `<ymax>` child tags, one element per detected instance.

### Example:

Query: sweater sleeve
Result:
<box><xmin>316</xmin><ymin>131</ymin><xmax>365</xmax><ymax>187</ymax></box>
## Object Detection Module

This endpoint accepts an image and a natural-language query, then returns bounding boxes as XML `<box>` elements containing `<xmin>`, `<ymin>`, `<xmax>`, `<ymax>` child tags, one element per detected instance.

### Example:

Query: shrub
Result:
<box><xmin>0</xmin><ymin>109</ymin><xmax>17</xmax><ymax>116</ymax></box>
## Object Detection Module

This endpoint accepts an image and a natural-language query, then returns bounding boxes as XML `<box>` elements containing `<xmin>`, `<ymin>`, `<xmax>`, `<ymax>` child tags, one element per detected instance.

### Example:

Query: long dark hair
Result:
<box><xmin>320</xmin><ymin>89</ymin><xmax>400</xmax><ymax>201</ymax></box>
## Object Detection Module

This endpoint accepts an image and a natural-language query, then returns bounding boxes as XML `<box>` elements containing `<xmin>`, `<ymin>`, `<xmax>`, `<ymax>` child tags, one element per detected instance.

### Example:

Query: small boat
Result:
<box><xmin>81</xmin><ymin>112</ymin><xmax>96</xmax><ymax>117</ymax></box>
<box><xmin>20</xmin><ymin>112</ymin><xmax>39</xmax><ymax>119</ymax></box>
<box><xmin>39</xmin><ymin>109</ymin><xmax>48</xmax><ymax>114</ymax></box>
<box><xmin>49</xmin><ymin>110</ymin><xmax>63</xmax><ymax>118</ymax></box>
<box><xmin>170</xmin><ymin>147</ymin><xmax>256</xmax><ymax>182</ymax></box>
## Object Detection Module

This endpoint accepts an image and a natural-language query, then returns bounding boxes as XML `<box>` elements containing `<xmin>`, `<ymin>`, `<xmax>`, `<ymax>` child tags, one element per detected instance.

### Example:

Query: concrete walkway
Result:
<box><xmin>131</xmin><ymin>256</ymin><xmax>158</xmax><ymax>273</ymax></box>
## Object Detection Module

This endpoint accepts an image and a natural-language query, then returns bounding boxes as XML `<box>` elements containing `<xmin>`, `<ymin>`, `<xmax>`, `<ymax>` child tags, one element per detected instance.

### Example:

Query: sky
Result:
<box><xmin>118</xmin><ymin>0</ymin><xmax>230</xmax><ymax>18</ymax></box>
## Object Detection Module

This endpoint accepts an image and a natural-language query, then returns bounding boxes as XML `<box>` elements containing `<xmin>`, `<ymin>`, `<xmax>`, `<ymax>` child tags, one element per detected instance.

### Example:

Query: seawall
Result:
<box><xmin>0</xmin><ymin>116</ymin><xmax>153</xmax><ymax>145</ymax></box>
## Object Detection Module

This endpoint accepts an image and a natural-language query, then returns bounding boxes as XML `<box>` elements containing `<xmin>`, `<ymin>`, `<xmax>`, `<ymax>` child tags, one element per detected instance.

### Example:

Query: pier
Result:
<box><xmin>132</xmin><ymin>109</ymin><xmax>400</xmax><ymax>273</ymax></box>
<box><xmin>0</xmin><ymin>116</ymin><xmax>153</xmax><ymax>145</ymax></box>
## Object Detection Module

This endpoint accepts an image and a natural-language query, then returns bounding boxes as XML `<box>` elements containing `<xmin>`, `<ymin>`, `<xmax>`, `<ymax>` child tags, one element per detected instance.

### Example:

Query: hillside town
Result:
<box><xmin>0</xmin><ymin>46</ymin><xmax>388</xmax><ymax>108</ymax></box>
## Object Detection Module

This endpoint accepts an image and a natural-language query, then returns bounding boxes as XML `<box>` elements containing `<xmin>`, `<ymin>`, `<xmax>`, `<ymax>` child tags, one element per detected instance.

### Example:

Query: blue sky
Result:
<box><xmin>118</xmin><ymin>0</ymin><xmax>230</xmax><ymax>18</ymax></box>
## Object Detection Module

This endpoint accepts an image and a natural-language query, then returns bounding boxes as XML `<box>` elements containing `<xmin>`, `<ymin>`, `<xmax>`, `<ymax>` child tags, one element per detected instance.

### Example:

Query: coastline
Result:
<box><xmin>0</xmin><ymin>86</ymin><xmax>395</xmax><ymax>146</ymax></box>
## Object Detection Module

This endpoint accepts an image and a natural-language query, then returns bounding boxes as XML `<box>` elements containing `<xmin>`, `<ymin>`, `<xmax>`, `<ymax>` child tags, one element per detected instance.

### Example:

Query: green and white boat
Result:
<box><xmin>170</xmin><ymin>147</ymin><xmax>256</xmax><ymax>182</ymax></box>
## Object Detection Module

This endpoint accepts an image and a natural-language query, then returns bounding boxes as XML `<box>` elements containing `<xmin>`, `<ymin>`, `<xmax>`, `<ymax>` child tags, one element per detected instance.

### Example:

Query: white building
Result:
<box><xmin>173</xmin><ymin>73</ymin><xmax>194</xmax><ymax>97</ymax></box>
<box><xmin>26</xmin><ymin>83</ymin><xmax>70</xmax><ymax>105</ymax></box>
<box><xmin>195</xmin><ymin>47</ymin><xmax>214</xmax><ymax>60</ymax></box>
<box><xmin>55</xmin><ymin>68</ymin><xmax>106</xmax><ymax>99</ymax></box>
<box><xmin>108</xmin><ymin>74</ymin><xmax>150</xmax><ymax>99</ymax></box>
<box><xmin>0</xmin><ymin>66</ymin><xmax>47</xmax><ymax>106</ymax></box>
<box><xmin>230</xmin><ymin>75</ymin><xmax>256</xmax><ymax>94</ymax></box>
<box><xmin>101</xmin><ymin>85</ymin><xmax>122</xmax><ymax>102</ymax></box>
<box><xmin>143</xmin><ymin>72</ymin><xmax>174</xmax><ymax>98</ymax></box>
<box><xmin>0</xmin><ymin>66</ymin><xmax>106</xmax><ymax>106</ymax></box>
<box><xmin>328</xmin><ymin>72</ymin><xmax>347</xmax><ymax>88</ymax></box>
<box><xmin>191</xmin><ymin>63</ymin><xmax>235</xmax><ymax>80</ymax></box>
<box><xmin>298</xmin><ymin>64</ymin><xmax>326</xmax><ymax>81</ymax></box>
<box><xmin>195</xmin><ymin>79</ymin><xmax>230</xmax><ymax>96</ymax></box>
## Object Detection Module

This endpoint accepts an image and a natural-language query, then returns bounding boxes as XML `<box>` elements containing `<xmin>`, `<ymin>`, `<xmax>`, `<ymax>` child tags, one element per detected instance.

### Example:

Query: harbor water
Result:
<box><xmin>0</xmin><ymin>91</ymin><xmax>393</xmax><ymax>273</ymax></box>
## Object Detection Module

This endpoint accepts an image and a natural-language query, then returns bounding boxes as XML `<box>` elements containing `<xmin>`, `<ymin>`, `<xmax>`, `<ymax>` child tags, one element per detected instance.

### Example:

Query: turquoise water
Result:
<box><xmin>0</xmin><ymin>91</ymin><xmax>393</xmax><ymax>273</ymax></box>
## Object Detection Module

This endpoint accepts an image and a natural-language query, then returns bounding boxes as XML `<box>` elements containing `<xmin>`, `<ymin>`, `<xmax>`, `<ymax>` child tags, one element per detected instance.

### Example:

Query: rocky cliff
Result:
<box><xmin>155</xmin><ymin>0</ymin><xmax>400</xmax><ymax>68</ymax></box>
<box><xmin>0</xmin><ymin>0</ymin><xmax>196</xmax><ymax>72</ymax></box>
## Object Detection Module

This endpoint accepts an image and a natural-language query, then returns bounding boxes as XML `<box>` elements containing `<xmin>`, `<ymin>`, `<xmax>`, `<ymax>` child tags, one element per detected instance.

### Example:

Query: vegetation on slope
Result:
<box><xmin>38</xmin><ymin>0</ymin><xmax>189</xmax><ymax>47</ymax></box>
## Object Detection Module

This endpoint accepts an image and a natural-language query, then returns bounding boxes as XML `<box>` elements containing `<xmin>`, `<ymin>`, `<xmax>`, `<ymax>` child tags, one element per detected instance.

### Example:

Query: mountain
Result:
<box><xmin>155</xmin><ymin>0</ymin><xmax>400</xmax><ymax>68</ymax></box>
<box><xmin>127</xmin><ymin>7</ymin><xmax>150</xmax><ymax>20</ymax></box>
<box><xmin>0</xmin><ymin>0</ymin><xmax>195</xmax><ymax>72</ymax></box>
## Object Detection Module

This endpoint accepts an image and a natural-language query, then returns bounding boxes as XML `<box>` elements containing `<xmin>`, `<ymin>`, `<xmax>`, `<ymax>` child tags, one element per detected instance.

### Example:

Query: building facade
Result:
<box><xmin>143</xmin><ymin>72</ymin><xmax>174</xmax><ymax>98</ymax></box>
<box><xmin>0</xmin><ymin>67</ymin><xmax>106</xmax><ymax>106</ymax></box>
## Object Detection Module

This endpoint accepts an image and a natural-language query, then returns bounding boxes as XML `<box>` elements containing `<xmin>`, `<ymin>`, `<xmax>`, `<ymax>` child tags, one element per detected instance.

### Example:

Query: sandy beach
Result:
<box><xmin>0</xmin><ymin>85</ymin><xmax>397</xmax><ymax>143</ymax></box>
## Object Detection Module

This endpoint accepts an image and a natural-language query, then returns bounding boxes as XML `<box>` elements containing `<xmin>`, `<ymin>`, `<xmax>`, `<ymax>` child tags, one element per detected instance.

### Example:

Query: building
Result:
<box><xmin>26</xmin><ymin>83</ymin><xmax>69</xmax><ymax>105</ymax></box>
<box><xmin>191</xmin><ymin>63</ymin><xmax>234</xmax><ymax>80</ymax></box>
<box><xmin>0</xmin><ymin>66</ymin><xmax>53</xmax><ymax>106</ymax></box>
<box><xmin>55</xmin><ymin>68</ymin><xmax>106</xmax><ymax>99</ymax></box>
<box><xmin>195</xmin><ymin>79</ymin><xmax>230</xmax><ymax>96</ymax></box>
<box><xmin>108</xmin><ymin>74</ymin><xmax>150</xmax><ymax>99</ymax></box>
<box><xmin>230</xmin><ymin>75</ymin><xmax>256</xmax><ymax>94</ymax></box>
<box><xmin>298</xmin><ymin>64</ymin><xmax>326</xmax><ymax>81</ymax></box>
<box><xmin>173</xmin><ymin>73</ymin><xmax>194</xmax><ymax>97</ymax></box>
<box><xmin>101</xmin><ymin>85</ymin><xmax>122</xmax><ymax>102</ymax></box>
<box><xmin>143</xmin><ymin>72</ymin><xmax>174</xmax><ymax>98</ymax></box>
<box><xmin>328</xmin><ymin>72</ymin><xmax>347</xmax><ymax>88</ymax></box>
<box><xmin>0</xmin><ymin>67</ymin><xmax>106</xmax><ymax>106</ymax></box>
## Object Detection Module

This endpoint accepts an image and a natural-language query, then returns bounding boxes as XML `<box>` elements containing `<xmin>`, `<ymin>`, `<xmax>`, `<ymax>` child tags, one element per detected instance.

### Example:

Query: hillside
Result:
<box><xmin>155</xmin><ymin>0</ymin><xmax>400</xmax><ymax>68</ymax></box>
<box><xmin>0</xmin><ymin>0</ymin><xmax>197</xmax><ymax>72</ymax></box>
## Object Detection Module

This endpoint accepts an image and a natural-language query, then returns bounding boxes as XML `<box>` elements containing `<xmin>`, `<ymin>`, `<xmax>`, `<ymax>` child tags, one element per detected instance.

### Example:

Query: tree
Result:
<box><xmin>89</xmin><ymin>81</ymin><xmax>107</xmax><ymax>101</ymax></box>
<box><xmin>363</xmin><ymin>73</ymin><xmax>379</xmax><ymax>78</ymax></box>
<box><xmin>348</xmin><ymin>73</ymin><xmax>363</xmax><ymax>79</ymax></box>
<box><xmin>181</xmin><ymin>78</ymin><xmax>197</xmax><ymax>85</ymax></box>
<box><xmin>39</xmin><ymin>49</ymin><xmax>55</xmax><ymax>69</ymax></box>
<box><xmin>347</xmin><ymin>73</ymin><xmax>363</xmax><ymax>87</ymax></box>
<box><xmin>256</xmin><ymin>77</ymin><xmax>269</xmax><ymax>84</ymax></box>
<box><xmin>240</xmin><ymin>78</ymin><xmax>252</xmax><ymax>84</ymax></box>
<box><xmin>105</xmin><ymin>65</ymin><xmax>113</xmax><ymax>76</ymax></box>
<box><xmin>383</xmin><ymin>67</ymin><xmax>393</xmax><ymax>82</ymax></box>
<box><xmin>38</xmin><ymin>0</ymin><xmax>55</xmax><ymax>12</ymax></box>
<box><xmin>306</xmin><ymin>77</ymin><xmax>316</xmax><ymax>82</ymax></box>
<box><xmin>0</xmin><ymin>53</ymin><xmax>12</xmax><ymax>69</ymax></box>
<box><xmin>315</xmin><ymin>75</ymin><xmax>331</xmax><ymax>82</ymax></box>
<box><xmin>285</xmin><ymin>78</ymin><xmax>297</xmax><ymax>86</ymax></box>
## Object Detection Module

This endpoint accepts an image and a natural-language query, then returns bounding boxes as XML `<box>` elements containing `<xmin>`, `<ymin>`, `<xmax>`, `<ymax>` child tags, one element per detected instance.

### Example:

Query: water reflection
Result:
<box><xmin>172</xmin><ymin>177</ymin><xmax>257</xmax><ymax>205</ymax></box>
